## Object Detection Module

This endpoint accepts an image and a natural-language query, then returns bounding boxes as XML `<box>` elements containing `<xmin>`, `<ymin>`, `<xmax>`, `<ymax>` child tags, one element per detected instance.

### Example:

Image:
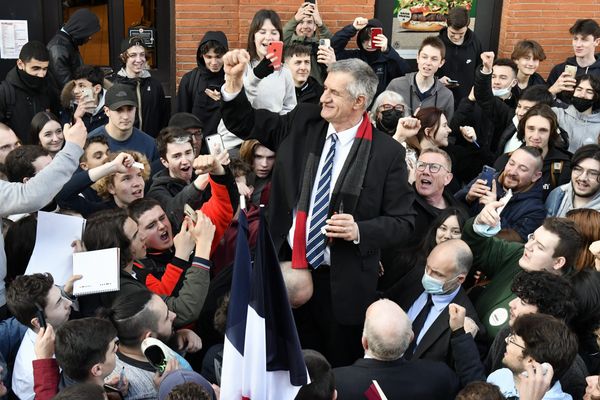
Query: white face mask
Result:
<box><xmin>492</xmin><ymin>87</ymin><xmax>512</xmax><ymax>97</ymax></box>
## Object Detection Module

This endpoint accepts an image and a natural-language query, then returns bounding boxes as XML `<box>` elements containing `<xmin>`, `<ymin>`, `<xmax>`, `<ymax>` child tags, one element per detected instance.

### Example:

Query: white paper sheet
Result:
<box><xmin>25</xmin><ymin>212</ymin><xmax>85</xmax><ymax>286</ymax></box>
<box><xmin>0</xmin><ymin>20</ymin><xmax>28</xmax><ymax>59</ymax></box>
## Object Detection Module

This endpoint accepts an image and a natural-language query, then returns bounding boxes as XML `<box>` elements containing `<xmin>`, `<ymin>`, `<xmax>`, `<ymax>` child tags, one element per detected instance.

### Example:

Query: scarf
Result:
<box><xmin>291</xmin><ymin>113</ymin><xmax>373</xmax><ymax>269</ymax></box>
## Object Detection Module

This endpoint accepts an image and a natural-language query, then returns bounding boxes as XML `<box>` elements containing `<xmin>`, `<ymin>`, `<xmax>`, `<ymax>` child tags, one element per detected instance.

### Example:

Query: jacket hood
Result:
<box><xmin>438</xmin><ymin>27</ymin><xmax>475</xmax><ymax>47</ymax></box>
<box><xmin>356</xmin><ymin>19</ymin><xmax>383</xmax><ymax>51</ymax></box>
<box><xmin>196</xmin><ymin>31</ymin><xmax>229</xmax><ymax>67</ymax></box>
<box><xmin>564</xmin><ymin>105</ymin><xmax>600</xmax><ymax>122</ymax></box>
<box><xmin>63</xmin><ymin>9</ymin><xmax>100</xmax><ymax>42</ymax></box>
<box><xmin>116</xmin><ymin>67</ymin><xmax>151</xmax><ymax>79</ymax></box>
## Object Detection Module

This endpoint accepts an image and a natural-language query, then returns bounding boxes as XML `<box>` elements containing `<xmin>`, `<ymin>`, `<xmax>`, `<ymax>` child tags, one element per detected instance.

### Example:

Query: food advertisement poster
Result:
<box><xmin>391</xmin><ymin>0</ymin><xmax>477</xmax><ymax>58</ymax></box>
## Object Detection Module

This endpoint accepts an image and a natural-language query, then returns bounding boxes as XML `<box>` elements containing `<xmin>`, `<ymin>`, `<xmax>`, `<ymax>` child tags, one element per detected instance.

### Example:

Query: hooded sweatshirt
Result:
<box><xmin>47</xmin><ymin>9</ymin><xmax>101</xmax><ymax>88</ymax></box>
<box><xmin>547</xmin><ymin>55</ymin><xmax>600</xmax><ymax>104</ymax></box>
<box><xmin>387</xmin><ymin>71</ymin><xmax>455</xmax><ymax>121</ymax></box>
<box><xmin>437</xmin><ymin>27</ymin><xmax>483</xmax><ymax>107</ymax></box>
<box><xmin>552</xmin><ymin>105</ymin><xmax>600</xmax><ymax>153</ymax></box>
<box><xmin>331</xmin><ymin>19</ymin><xmax>409</xmax><ymax>98</ymax></box>
<box><xmin>176</xmin><ymin>31</ymin><xmax>228</xmax><ymax>136</ymax></box>
<box><xmin>546</xmin><ymin>181</ymin><xmax>600</xmax><ymax>217</ymax></box>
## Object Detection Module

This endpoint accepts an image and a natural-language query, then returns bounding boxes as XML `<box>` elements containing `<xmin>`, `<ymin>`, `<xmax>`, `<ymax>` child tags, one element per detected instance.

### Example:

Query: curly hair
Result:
<box><xmin>6</xmin><ymin>273</ymin><xmax>54</xmax><ymax>328</ymax></box>
<box><xmin>511</xmin><ymin>270</ymin><xmax>576</xmax><ymax>323</ymax></box>
<box><xmin>93</xmin><ymin>150</ymin><xmax>150</xmax><ymax>200</ymax></box>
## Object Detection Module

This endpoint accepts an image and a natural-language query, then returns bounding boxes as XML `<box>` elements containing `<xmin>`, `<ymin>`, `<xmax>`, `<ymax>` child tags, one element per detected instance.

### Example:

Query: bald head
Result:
<box><xmin>0</xmin><ymin>123</ymin><xmax>21</xmax><ymax>164</ymax></box>
<box><xmin>362</xmin><ymin>299</ymin><xmax>413</xmax><ymax>361</ymax></box>
<box><xmin>429</xmin><ymin>239</ymin><xmax>473</xmax><ymax>276</ymax></box>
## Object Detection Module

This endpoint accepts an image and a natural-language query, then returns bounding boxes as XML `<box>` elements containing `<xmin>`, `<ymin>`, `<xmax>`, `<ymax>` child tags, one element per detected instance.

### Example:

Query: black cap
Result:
<box><xmin>169</xmin><ymin>112</ymin><xmax>204</xmax><ymax>130</ymax></box>
<box><xmin>105</xmin><ymin>84</ymin><xmax>137</xmax><ymax>110</ymax></box>
<box><xmin>121</xmin><ymin>36</ymin><xmax>146</xmax><ymax>54</ymax></box>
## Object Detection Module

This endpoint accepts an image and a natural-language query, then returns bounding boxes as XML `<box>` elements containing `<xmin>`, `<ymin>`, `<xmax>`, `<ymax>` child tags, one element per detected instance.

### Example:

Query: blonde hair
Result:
<box><xmin>94</xmin><ymin>151</ymin><xmax>151</xmax><ymax>200</ymax></box>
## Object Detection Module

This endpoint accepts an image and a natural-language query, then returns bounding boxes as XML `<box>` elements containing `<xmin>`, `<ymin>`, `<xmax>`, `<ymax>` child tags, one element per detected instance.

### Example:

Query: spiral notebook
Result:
<box><xmin>72</xmin><ymin>248</ymin><xmax>120</xmax><ymax>296</ymax></box>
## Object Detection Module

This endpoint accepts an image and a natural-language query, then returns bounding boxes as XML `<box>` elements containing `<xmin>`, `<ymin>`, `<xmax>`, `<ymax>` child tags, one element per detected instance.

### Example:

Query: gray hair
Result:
<box><xmin>369</xmin><ymin>90</ymin><xmax>408</xmax><ymax>121</ymax></box>
<box><xmin>328</xmin><ymin>59</ymin><xmax>378</xmax><ymax>110</ymax></box>
<box><xmin>363</xmin><ymin>300</ymin><xmax>412</xmax><ymax>361</ymax></box>
<box><xmin>420</xmin><ymin>147</ymin><xmax>453</xmax><ymax>172</ymax></box>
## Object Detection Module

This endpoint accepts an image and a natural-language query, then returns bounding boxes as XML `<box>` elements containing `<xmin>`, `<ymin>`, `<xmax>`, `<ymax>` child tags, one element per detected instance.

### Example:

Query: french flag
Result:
<box><xmin>220</xmin><ymin>208</ymin><xmax>308</xmax><ymax>400</ymax></box>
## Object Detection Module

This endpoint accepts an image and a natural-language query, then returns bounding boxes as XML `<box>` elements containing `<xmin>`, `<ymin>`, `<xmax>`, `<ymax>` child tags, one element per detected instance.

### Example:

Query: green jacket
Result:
<box><xmin>462</xmin><ymin>218</ymin><xmax>524</xmax><ymax>340</ymax></box>
<box><xmin>283</xmin><ymin>18</ymin><xmax>332</xmax><ymax>85</ymax></box>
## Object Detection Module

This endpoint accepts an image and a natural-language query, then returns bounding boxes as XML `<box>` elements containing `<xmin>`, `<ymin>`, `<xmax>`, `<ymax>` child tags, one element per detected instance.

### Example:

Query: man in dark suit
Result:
<box><xmin>388</xmin><ymin>239</ymin><xmax>482</xmax><ymax>366</ymax></box>
<box><xmin>220</xmin><ymin>50</ymin><xmax>415</xmax><ymax>366</ymax></box>
<box><xmin>334</xmin><ymin>299</ymin><xmax>459</xmax><ymax>399</ymax></box>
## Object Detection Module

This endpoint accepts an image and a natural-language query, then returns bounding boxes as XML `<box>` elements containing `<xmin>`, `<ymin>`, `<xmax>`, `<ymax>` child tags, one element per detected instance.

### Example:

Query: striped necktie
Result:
<box><xmin>306</xmin><ymin>133</ymin><xmax>337</xmax><ymax>268</ymax></box>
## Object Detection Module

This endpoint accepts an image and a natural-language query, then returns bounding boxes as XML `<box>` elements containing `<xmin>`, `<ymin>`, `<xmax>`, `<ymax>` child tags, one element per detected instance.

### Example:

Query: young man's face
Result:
<box><xmin>519</xmin><ymin>226</ymin><xmax>562</xmax><ymax>272</ymax></box>
<box><xmin>123</xmin><ymin>216</ymin><xmax>147</xmax><ymax>260</ymax></box>
<box><xmin>447</xmin><ymin>26</ymin><xmax>468</xmax><ymax>45</ymax></box>
<box><xmin>523</xmin><ymin>115</ymin><xmax>551</xmax><ymax>151</ymax></box>
<box><xmin>149</xmin><ymin>295</ymin><xmax>176</xmax><ymax>343</ymax></box>
<box><xmin>572</xmin><ymin>33</ymin><xmax>600</xmax><ymax>59</ymax></box>
<box><xmin>17</xmin><ymin>58</ymin><xmax>49</xmax><ymax>78</ymax></box>
<box><xmin>573</xmin><ymin>79</ymin><xmax>596</xmax><ymax>100</ymax></box>
<box><xmin>515</xmin><ymin>99</ymin><xmax>537</xmax><ymax>120</ymax></box>
<box><xmin>72</xmin><ymin>79</ymin><xmax>101</xmax><ymax>103</ymax></box>
<box><xmin>502</xmin><ymin>333</ymin><xmax>528</xmax><ymax>374</ymax></box>
<box><xmin>571</xmin><ymin>157</ymin><xmax>600</xmax><ymax>198</ymax></box>
<box><xmin>508</xmin><ymin>297</ymin><xmax>538</xmax><ymax>325</ymax></box>
<box><xmin>107</xmin><ymin>167</ymin><xmax>145</xmax><ymax>207</ymax></box>
<box><xmin>124</xmin><ymin>45</ymin><xmax>146</xmax><ymax>76</ymax></box>
<box><xmin>491</xmin><ymin>65</ymin><xmax>517</xmax><ymax>91</ymax></box>
<box><xmin>161</xmin><ymin>141</ymin><xmax>195</xmax><ymax>183</ymax></box>
<box><xmin>295</xmin><ymin>16</ymin><xmax>317</xmax><ymax>37</ymax></box>
<box><xmin>97</xmin><ymin>337</ymin><xmax>119</xmax><ymax>380</ymax></box>
<box><xmin>0</xmin><ymin>128</ymin><xmax>21</xmax><ymax>164</ymax></box>
<box><xmin>43</xmin><ymin>286</ymin><xmax>72</xmax><ymax>329</ymax></box>
<box><xmin>514</xmin><ymin>52</ymin><xmax>540</xmax><ymax>77</ymax></box>
<box><xmin>252</xmin><ymin>144</ymin><xmax>276</xmax><ymax>178</ymax></box>
<box><xmin>501</xmin><ymin>149</ymin><xmax>542</xmax><ymax>192</ymax></box>
<box><xmin>80</xmin><ymin>142</ymin><xmax>109</xmax><ymax>170</ymax></box>
<box><xmin>416</xmin><ymin>45</ymin><xmax>445</xmax><ymax>78</ymax></box>
<box><xmin>105</xmin><ymin>105</ymin><xmax>136</xmax><ymax>132</ymax></box>
<box><xmin>26</xmin><ymin>155</ymin><xmax>53</xmax><ymax>182</ymax></box>
<box><xmin>202</xmin><ymin>49</ymin><xmax>224</xmax><ymax>73</ymax></box>
<box><xmin>285</xmin><ymin>53</ymin><xmax>311</xmax><ymax>87</ymax></box>
<box><xmin>136</xmin><ymin>205</ymin><xmax>173</xmax><ymax>251</ymax></box>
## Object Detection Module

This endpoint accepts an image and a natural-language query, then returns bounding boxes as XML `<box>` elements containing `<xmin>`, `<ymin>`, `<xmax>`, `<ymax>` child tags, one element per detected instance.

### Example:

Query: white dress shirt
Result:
<box><xmin>12</xmin><ymin>329</ymin><xmax>38</xmax><ymax>400</ymax></box>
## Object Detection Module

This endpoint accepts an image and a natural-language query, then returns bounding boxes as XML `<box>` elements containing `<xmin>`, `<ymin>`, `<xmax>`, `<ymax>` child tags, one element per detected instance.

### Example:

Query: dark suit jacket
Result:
<box><xmin>387</xmin><ymin>262</ymin><xmax>483</xmax><ymax>365</ymax></box>
<box><xmin>222</xmin><ymin>90</ymin><xmax>416</xmax><ymax>325</ymax></box>
<box><xmin>334</xmin><ymin>358</ymin><xmax>459</xmax><ymax>400</ymax></box>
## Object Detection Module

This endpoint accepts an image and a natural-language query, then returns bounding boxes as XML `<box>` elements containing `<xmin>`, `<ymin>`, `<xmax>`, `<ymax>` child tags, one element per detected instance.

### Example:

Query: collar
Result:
<box><xmin>430</xmin><ymin>285</ymin><xmax>461</xmax><ymax>312</ymax></box>
<box><xmin>326</xmin><ymin>116</ymin><xmax>363</xmax><ymax>146</ymax></box>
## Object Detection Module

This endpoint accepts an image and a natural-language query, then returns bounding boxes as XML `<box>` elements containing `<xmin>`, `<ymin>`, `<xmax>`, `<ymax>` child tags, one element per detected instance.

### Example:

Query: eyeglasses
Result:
<box><xmin>505</xmin><ymin>333</ymin><xmax>526</xmax><ymax>350</ymax></box>
<box><xmin>378</xmin><ymin>104</ymin><xmax>405</xmax><ymax>113</ymax></box>
<box><xmin>572</xmin><ymin>165</ymin><xmax>600</xmax><ymax>182</ymax></box>
<box><xmin>416</xmin><ymin>161</ymin><xmax>449</xmax><ymax>173</ymax></box>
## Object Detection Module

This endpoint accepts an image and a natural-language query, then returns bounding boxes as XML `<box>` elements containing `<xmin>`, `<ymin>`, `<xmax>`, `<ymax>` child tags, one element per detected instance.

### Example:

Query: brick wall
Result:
<box><xmin>497</xmin><ymin>0</ymin><xmax>600</xmax><ymax>78</ymax></box>
<box><xmin>174</xmin><ymin>0</ymin><xmax>375</xmax><ymax>85</ymax></box>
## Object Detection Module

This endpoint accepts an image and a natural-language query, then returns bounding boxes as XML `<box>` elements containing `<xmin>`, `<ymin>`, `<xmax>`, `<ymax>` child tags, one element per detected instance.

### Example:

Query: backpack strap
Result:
<box><xmin>551</xmin><ymin>161</ymin><xmax>563</xmax><ymax>189</ymax></box>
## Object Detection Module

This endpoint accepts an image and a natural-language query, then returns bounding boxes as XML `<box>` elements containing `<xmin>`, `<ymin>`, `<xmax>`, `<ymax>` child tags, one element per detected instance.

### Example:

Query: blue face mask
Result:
<box><xmin>421</xmin><ymin>271</ymin><xmax>458</xmax><ymax>295</ymax></box>
<box><xmin>492</xmin><ymin>87</ymin><xmax>512</xmax><ymax>98</ymax></box>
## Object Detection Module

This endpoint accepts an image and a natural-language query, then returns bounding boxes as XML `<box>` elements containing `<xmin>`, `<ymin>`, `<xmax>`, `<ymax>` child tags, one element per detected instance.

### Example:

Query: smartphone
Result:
<box><xmin>81</xmin><ymin>87</ymin><xmax>94</xmax><ymax>102</ymax></box>
<box><xmin>103</xmin><ymin>384</ymin><xmax>124</xmax><ymax>400</ymax></box>
<box><xmin>446</xmin><ymin>79</ymin><xmax>460</xmax><ymax>88</ymax></box>
<box><xmin>564</xmin><ymin>65</ymin><xmax>577</xmax><ymax>78</ymax></box>
<box><xmin>370</xmin><ymin>27</ymin><xmax>383</xmax><ymax>49</ymax></box>
<box><xmin>319</xmin><ymin>38</ymin><xmax>330</xmax><ymax>47</ymax></box>
<box><xmin>205</xmin><ymin>133</ymin><xmax>225</xmax><ymax>156</ymax></box>
<box><xmin>35</xmin><ymin>303</ymin><xmax>46</xmax><ymax>329</ymax></box>
<box><xmin>184</xmin><ymin>204</ymin><xmax>198</xmax><ymax>224</ymax></box>
<box><xmin>480</xmin><ymin>165</ymin><xmax>496</xmax><ymax>189</ymax></box>
<box><xmin>267</xmin><ymin>41</ymin><xmax>284</xmax><ymax>68</ymax></box>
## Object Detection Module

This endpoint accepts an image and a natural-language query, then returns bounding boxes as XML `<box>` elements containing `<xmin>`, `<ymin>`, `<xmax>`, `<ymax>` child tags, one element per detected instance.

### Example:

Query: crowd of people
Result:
<box><xmin>0</xmin><ymin>4</ymin><xmax>599</xmax><ymax>400</ymax></box>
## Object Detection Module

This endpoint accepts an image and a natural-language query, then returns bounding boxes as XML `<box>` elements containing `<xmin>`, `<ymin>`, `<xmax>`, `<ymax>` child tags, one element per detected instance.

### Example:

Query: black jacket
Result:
<box><xmin>331</xmin><ymin>19</ymin><xmax>409</xmax><ymax>98</ymax></box>
<box><xmin>438</xmin><ymin>27</ymin><xmax>483</xmax><ymax>107</ymax></box>
<box><xmin>0</xmin><ymin>67</ymin><xmax>59</xmax><ymax>143</ymax></box>
<box><xmin>47</xmin><ymin>9</ymin><xmax>100</xmax><ymax>88</ymax></box>
<box><xmin>295</xmin><ymin>76</ymin><xmax>323</xmax><ymax>104</ymax></box>
<box><xmin>112</xmin><ymin>70</ymin><xmax>169</xmax><ymax>138</ymax></box>
<box><xmin>176</xmin><ymin>31</ymin><xmax>228</xmax><ymax>136</ymax></box>
<box><xmin>511</xmin><ymin>72</ymin><xmax>546</xmax><ymax>100</ymax></box>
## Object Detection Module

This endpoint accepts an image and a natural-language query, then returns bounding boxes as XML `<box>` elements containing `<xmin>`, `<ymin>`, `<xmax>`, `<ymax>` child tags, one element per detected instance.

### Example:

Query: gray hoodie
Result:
<box><xmin>0</xmin><ymin>141</ymin><xmax>83</xmax><ymax>306</ymax></box>
<box><xmin>545</xmin><ymin>181</ymin><xmax>600</xmax><ymax>217</ymax></box>
<box><xmin>552</xmin><ymin>105</ymin><xmax>600</xmax><ymax>153</ymax></box>
<box><xmin>386</xmin><ymin>72</ymin><xmax>454</xmax><ymax>120</ymax></box>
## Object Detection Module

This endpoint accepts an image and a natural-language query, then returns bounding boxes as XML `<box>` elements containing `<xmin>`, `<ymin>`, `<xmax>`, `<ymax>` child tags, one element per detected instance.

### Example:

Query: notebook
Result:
<box><xmin>72</xmin><ymin>248</ymin><xmax>120</xmax><ymax>296</ymax></box>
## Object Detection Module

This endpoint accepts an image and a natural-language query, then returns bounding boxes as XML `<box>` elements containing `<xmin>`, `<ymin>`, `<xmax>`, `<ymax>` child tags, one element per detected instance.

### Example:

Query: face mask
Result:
<box><xmin>571</xmin><ymin>96</ymin><xmax>594</xmax><ymax>113</ymax></box>
<box><xmin>17</xmin><ymin>68</ymin><xmax>45</xmax><ymax>91</ymax></box>
<box><xmin>492</xmin><ymin>87</ymin><xmax>512</xmax><ymax>98</ymax></box>
<box><xmin>376</xmin><ymin>109</ymin><xmax>403</xmax><ymax>134</ymax></box>
<box><xmin>421</xmin><ymin>271</ymin><xmax>458</xmax><ymax>295</ymax></box>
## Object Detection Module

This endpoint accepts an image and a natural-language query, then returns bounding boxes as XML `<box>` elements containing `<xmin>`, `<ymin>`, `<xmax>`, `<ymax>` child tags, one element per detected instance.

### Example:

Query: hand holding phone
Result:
<box><xmin>370</xmin><ymin>27</ymin><xmax>383</xmax><ymax>49</ymax></box>
<box><xmin>267</xmin><ymin>41</ymin><xmax>284</xmax><ymax>69</ymax></box>
<box><xmin>480</xmin><ymin>165</ymin><xmax>496</xmax><ymax>189</ymax></box>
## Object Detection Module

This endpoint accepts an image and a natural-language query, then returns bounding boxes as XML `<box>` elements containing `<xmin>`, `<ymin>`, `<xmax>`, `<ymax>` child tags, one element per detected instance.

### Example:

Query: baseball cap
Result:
<box><xmin>168</xmin><ymin>113</ymin><xmax>204</xmax><ymax>130</ymax></box>
<box><xmin>158</xmin><ymin>370</ymin><xmax>216</xmax><ymax>400</ymax></box>
<box><xmin>121</xmin><ymin>36</ymin><xmax>146</xmax><ymax>54</ymax></box>
<box><xmin>105</xmin><ymin>84</ymin><xmax>138</xmax><ymax>110</ymax></box>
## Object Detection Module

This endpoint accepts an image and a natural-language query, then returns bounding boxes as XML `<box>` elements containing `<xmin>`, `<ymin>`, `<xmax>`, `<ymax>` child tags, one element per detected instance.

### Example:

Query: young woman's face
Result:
<box><xmin>435</xmin><ymin>215</ymin><xmax>462</xmax><ymax>244</ymax></box>
<box><xmin>254</xmin><ymin>19</ymin><xmax>280</xmax><ymax>60</ymax></box>
<box><xmin>38</xmin><ymin>120</ymin><xmax>64</xmax><ymax>154</ymax></box>
<box><xmin>430</xmin><ymin>114</ymin><xmax>451</xmax><ymax>147</ymax></box>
